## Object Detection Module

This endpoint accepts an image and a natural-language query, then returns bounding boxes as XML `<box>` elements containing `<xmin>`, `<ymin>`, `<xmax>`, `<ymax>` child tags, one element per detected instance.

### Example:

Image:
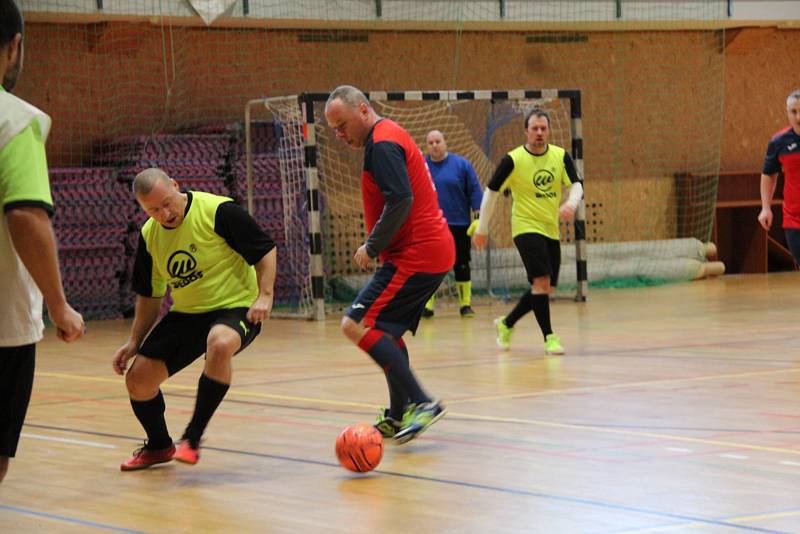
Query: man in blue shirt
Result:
<box><xmin>423</xmin><ymin>130</ymin><xmax>483</xmax><ymax>317</ymax></box>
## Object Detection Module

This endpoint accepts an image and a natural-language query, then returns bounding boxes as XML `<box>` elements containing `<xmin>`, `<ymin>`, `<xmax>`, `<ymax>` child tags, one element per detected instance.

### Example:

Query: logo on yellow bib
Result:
<box><xmin>167</xmin><ymin>250</ymin><xmax>203</xmax><ymax>289</ymax></box>
<box><xmin>532</xmin><ymin>169</ymin><xmax>555</xmax><ymax>192</ymax></box>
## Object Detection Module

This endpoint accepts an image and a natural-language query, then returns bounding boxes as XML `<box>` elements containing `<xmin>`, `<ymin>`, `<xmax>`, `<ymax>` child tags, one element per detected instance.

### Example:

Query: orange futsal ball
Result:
<box><xmin>335</xmin><ymin>423</ymin><xmax>384</xmax><ymax>473</ymax></box>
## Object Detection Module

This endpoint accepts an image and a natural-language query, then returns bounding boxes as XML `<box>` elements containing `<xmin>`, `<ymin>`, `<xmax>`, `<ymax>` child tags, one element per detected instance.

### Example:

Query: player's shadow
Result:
<box><xmin>173</xmin><ymin>467</ymin><xmax>271</xmax><ymax>488</ymax></box>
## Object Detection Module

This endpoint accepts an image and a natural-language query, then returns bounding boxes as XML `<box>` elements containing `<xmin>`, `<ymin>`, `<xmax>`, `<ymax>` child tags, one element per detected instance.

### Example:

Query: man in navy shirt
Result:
<box><xmin>759</xmin><ymin>90</ymin><xmax>800</xmax><ymax>263</ymax></box>
<box><xmin>324</xmin><ymin>85</ymin><xmax>453</xmax><ymax>444</ymax></box>
<box><xmin>423</xmin><ymin>130</ymin><xmax>482</xmax><ymax>317</ymax></box>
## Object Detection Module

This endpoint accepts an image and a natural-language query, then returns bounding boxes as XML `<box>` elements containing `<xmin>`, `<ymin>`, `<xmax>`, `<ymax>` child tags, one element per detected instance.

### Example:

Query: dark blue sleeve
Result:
<box><xmin>365</xmin><ymin>141</ymin><xmax>413</xmax><ymax>257</ymax></box>
<box><xmin>463</xmin><ymin>159</ymin><xmax>483</xmax><ymax>211</ymax></box>
<box><xmin>762</xmin><ymin>138</ymin><xmax>782</xmax><ymax>175</ymax></box>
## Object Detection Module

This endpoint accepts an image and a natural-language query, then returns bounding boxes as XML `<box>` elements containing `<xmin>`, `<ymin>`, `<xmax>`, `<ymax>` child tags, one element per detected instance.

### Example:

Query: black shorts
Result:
<box><xmin>345</xmin><ymin>262</ymin><xmax>447</xmax><ymax>338</ymax></box>
<box><xmin>0</xmin><ymin>344</ymin><xmax>35</xmax><ymax>457</ymax></box>
<box><xmin>138</xmin><ymin>308</ymin><xmax>261</xmax><ymax>376</ymax></box>
<box><xmin>449</xmin><ymin>225</ymin><xmax>472</xmax><ymax>267</ymax></box>
<box><xmin>513</xmin><ymin>233</ymin><xmax>561</xmax><ymax>286</ymax></box>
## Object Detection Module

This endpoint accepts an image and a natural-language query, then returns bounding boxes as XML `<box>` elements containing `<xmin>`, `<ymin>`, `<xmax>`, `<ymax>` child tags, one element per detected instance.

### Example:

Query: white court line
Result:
<box><xmin>21</xmin><ymin>433</ymin><xmax>117</xmax><ymax>449</ymax></box>
<box><xmin>665</xmin><ymin>447</ymin><xmax>692</xmax><ymax>452</ymax></box>
<box><xmin>780</xmin><ymin>460</ymin><xmax>800</xmax><ymax>467</ymax></box>
<box><xmin>720</xmin><ymin>453</ymin><xmax>748</xmax><ymax>460</ymax></box>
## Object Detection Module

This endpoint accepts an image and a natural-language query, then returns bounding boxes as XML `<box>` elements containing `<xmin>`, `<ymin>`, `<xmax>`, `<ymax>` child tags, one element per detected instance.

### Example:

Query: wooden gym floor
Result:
<box><xmin>2</xmin><ymin>273</ymin><xmax>800</xmax><ymax>533</ymax></box>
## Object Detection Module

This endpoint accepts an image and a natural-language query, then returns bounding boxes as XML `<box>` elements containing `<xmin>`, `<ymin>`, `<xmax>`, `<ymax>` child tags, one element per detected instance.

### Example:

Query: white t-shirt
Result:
<box><xmin>0</xmin><ymin>87</ymin><xmax>53</xmax><ymax>346</ymax></box>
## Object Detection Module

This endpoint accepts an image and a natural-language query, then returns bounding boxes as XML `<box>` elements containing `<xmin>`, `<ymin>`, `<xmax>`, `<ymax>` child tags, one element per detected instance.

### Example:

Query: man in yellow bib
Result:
<box><xmin>473</xmin><ymin>109</ymin><xmax>583</xmax><ymax>355</ymax></box>
<box><xmin>112</xmin><ymin>168</ymin><xmax>276</xmax><ymax>470</ymax></box>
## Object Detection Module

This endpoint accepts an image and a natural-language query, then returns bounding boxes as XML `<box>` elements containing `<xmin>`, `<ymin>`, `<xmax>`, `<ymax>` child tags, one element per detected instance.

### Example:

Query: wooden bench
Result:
<box><xmin>676</xmin><ymin>171</ymin><xmax>795</xmax><ymax>273</ymax></box>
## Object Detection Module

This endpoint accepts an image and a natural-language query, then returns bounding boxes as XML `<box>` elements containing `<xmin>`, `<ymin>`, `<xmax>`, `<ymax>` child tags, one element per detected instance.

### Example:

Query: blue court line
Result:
<box><xmin>236</xmin><ymin>333</ymin><xmax>800</xmax><ymax>389</ymax></box>
<box><xmin>236</xmin><ymin>355</ymin><xmax>530</xmax><ymax>387</ymax></box>
<box><xmin>33</xmin><ymin>389</ymin><xmax>800</xmax><ymax>442</ymax></box>
<box><xmin>162</xmin><ymin>393</ymin><xmax>800</xmax><ymax>439</ymax></box>
<box><xmin>23</xmin><ymin>425</ymin><xmax>790</xmax><ymax>533</ymax></box>
<box><xmin>164</xmin><ymin>391</ymin><xmax>370</xmax><ymax>415</ymax></box>
<box><xmin>230</xmin><ymin>354</ymin><xmax>799</xmax><ymax>389</ymax></box>
<box><xmin>0</xmin><ymin>504</ymin><xmax>147</xmax><ymax>533</ymax></box>
<box><xmin>207</xmin><ymin>445</ymin><xmax>790</xmax><ymax>532</ymax></box>
<box><xmin>366</xmin><ymin>473</ymin><xmax>791</xmax><ymax>534</ymax></box>
<box><xmin>25</xmin><ymin>423</ymin><xmax>149</xmax><ymax>442</ymax></box>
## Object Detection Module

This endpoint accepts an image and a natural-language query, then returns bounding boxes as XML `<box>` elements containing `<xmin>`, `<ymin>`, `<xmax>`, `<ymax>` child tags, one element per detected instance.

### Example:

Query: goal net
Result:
<box><xmin>17</xmin><ymin>1</ymin><xmax>726</xmax><ymax>321</ymax></box>
<box><xmin>250</xmin><ymin>90</ymin><xmax>587</xmax><ymax>319</ymax></box>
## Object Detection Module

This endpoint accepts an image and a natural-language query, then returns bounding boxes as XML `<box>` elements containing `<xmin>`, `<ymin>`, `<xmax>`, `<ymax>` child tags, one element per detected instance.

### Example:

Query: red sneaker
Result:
<box><xmin>120</xmin><ymin>443</ymin><xmax>176</xmax><ymax>471</ymax></box>
<box><xmin>173</xmin><ymin>439</ymin><xmax>200</xmax><ymax>465</ymax></box>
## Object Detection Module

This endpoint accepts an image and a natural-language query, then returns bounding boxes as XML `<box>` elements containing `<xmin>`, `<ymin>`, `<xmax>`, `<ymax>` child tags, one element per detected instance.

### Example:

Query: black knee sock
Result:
<box><xmin>454</xmin><ymin>262</ymin><xmax>470</xmax><ymax>281</ymax></box>
<box><xmin>531</xmin><ymin>293</ymin><xmax>553</xmax><ymax>339</ymax></box>
<box><xmin>396</xmin><ymin>338</ymin><xmax>409</xmax><ymax>363</ymax></box>
<box><xmin>359</xmin><ymin>330</ymin><xmax>430</xmax><ymax>406</ymax></box>
<box><xmin>130</xmin><ymin>391</ymin><xmax>171</xmax><ymax>450</ymax></box>
<box><xmin>384</xmin><ymin>338</ymin><xmax>410</xmax><ymax>419</ymax></box>
<box><xmin>505</xmin><ymin>292</ymin><xmax>534</xmax><ymax>328</ymax></box>
<box><xmin>183</xmin><ymin>373</ymin><xmax>230</xmax><ymax>446</ymax></box>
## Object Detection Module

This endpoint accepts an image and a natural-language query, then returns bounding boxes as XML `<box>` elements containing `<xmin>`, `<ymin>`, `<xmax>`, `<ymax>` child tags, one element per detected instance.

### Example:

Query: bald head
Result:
<box><xmin>788</xmin><ymin>90</ymin><xmax>800</xmax><ymax>135</ymax></box>
<box><xmin>132</xmin><ymin>168</ymin><xmax>172</xmax><ymax>196</ymax></box>
<box><xmin>426</xmin><ymin>130</ymin><xmax>448</xmax><ymax>162</ymax></box>
<box><xmin>324</xmin><ymin>85</ymin><xmax>379</xmax><ymax>149</ymax></box>
<box><xmin>326</xmin><ymin>85</ymin><xmax>370</xmax><ymax>111</ymax></box>
<box><xmin>132</xmin><ymin>168</ymin><xmax>188</xmax><ymax>228</ymax></box>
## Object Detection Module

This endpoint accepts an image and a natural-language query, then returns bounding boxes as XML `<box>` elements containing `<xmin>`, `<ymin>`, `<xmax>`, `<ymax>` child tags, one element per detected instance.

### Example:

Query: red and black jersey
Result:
<box><xmin>361</xmin><ymin>118</ymin><xmax>454</xmax><ymax>272</ymax></box>
<box><xmin>763</xmin><ymin>126</ymin><xmax>800</xmax><ymax>228</ymax></box>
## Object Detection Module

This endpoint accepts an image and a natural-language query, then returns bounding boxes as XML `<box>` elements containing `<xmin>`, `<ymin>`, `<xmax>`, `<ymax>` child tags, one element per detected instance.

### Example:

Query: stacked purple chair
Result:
<box><xmin>230</xmin><ymin>122</ymin><xmax>310</xmax><ymax>310</ymax></box>
<box><xmin>50</xmin><ymin>167</ymin><xmax>131</xmax><ymax>320</ymax></box>
<box><xmin>97</xmin><ymin>133</ymin><xmax>235</xmax><ymax>315</ymax></box>
<box><xmin>101</xmin><ymin>134</ymin><xmax>234</xmax><ymax>196</ymax></box>
<box><xmin>89</xmin><ymin>125</ymin><xmax>310</xmax><ymax>315</ymax></box>
<box><xmin>229</xmin><ymin>121</ymin><xmax>280</xmax><ymax>201</ymax></box>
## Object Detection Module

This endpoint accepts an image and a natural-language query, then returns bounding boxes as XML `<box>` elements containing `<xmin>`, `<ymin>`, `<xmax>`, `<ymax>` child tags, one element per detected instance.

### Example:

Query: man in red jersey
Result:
<box><xmin>324</xmin><ymin>85</ymin><xmax>454</xmax><ymax>444</ymax></box>
<box><xmin>759</xmin><ymin>90</ymin><xmax>800</xmax><ymax>263</ymax></box>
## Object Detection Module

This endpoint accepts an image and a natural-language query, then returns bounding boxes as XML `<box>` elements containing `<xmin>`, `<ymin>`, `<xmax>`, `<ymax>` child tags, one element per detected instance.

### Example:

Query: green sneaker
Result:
<box><xmin>544</xmin><ymin>333</ymin><xmax>565</xmax><ymax>355</ymax></box>
<box><xmin>494</xmin><ymin>316</ymin><xmax>513</xmax><ymax>350</ymax></box>
<box><xmin>421</xmin><ymin>294</ymin><xmax>435</xmax><ymax>318</ymax></box>
<box><xmin>394</xmin><ymin>400</ymin><xmax>447</xmax><ymax>444</ymax></box>
<box><xmin>374</xmin><ymin>408</ymin><xmax>402</xmax><ymax>438</ymax></box>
